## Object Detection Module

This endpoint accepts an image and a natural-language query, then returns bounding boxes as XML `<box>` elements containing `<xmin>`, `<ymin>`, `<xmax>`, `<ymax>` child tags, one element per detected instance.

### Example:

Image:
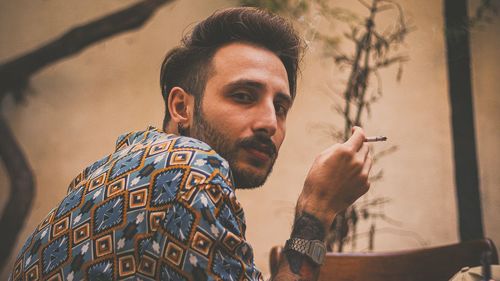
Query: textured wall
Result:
<box><xmin>469</xmin><ymin>0</ymin><xmax>500</xmax><ymax>256</ymax></box>
<box><xmin>1</xmin><ymin>0</ymin><xmax>498</xmax><ymax>279</ymax></box>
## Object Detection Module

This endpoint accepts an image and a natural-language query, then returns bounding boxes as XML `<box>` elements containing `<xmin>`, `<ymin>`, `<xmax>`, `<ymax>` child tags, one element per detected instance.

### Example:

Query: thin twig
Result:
<box><xmin>0</xmin><ymin>0</ymin><xmax>172</xmax><ymax>103</ymax></box>
<box><xmin>0</xmin><ymin>114</ymin><xmax>35</xmax><ymax>270</ymax></box>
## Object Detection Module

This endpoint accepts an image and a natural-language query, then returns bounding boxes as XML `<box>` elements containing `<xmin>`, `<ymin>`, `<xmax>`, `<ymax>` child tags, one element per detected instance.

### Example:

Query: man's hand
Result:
<box><xmin>273</xmin><ymin>127</ymin><xmax>373</xmax><ymax>281</ymax></box>
<box><xmin>296</xmin><ymin>126</ymin><xmax>373</xmax><ymax>229</ymax></box>
<box><xmin>273</xmin><ymin>127</ymin><xmax>374</xmax><ymax>281</ymax></box>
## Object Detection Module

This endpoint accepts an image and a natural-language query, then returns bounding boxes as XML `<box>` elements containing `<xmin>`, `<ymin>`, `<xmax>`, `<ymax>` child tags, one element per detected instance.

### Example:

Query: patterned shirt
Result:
<box><xmin>10</xmin><ymin>127</ymin><xmax>263</xmax><ymax>281</ymax></box>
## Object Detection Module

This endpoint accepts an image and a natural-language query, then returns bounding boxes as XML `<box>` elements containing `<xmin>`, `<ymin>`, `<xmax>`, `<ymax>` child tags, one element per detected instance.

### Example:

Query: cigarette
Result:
<box><xmin>364</xmin><ymin>136</ymin><xmax>387</xmax><ymax>142</ymax></box>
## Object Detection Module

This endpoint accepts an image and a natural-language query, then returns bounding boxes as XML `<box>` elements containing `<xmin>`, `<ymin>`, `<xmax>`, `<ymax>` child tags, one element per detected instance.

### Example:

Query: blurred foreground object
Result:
<box><xmin>270</xmin><ymin>238</ymin><xmax>498</xmax><ymax>281</ymax></box>
<box><xmin>449</xmin><ymin>266</ymin><xmax>500</xmax><ymax>281</ymax></box>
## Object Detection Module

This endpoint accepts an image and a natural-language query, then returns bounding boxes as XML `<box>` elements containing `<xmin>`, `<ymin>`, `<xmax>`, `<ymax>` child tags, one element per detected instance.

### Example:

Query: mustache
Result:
<box><xmin>238</xmin><ymin>133</ymin><xmax>277</xmax><ymax>158</ymax></box>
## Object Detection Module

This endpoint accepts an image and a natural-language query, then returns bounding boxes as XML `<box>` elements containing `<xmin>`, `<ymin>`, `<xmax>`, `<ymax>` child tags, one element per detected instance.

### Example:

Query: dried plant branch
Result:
<box><xmin>469</xmin><ymin>0</ymin><xmax>499</xmax><ymax>27</ymax></box>
<box><xmin>0</xmin><ymin>0</ymin><xmax>172</xmax><ymax>104</ymax></box>
<box><xmin>325</xmin><ymin>0</ymin><xmax>411</xmax><ymax>252</ymax></box>
<box><xmin>358</xmin><ymin>0</ymin><xmax>372</xmax><ymax>10</ymax></box>
<box><xmin>343</xmin><ymin>226</ymin><xmax>429</xmax><ymax>248</ymax></box>
<box><xmin>369</xmin><ymin>170</ymin><xmax>384</xmax><ymax>182</ymax></box>
<box><xmin>357</xmin><ymin>197</ymin><xmax>392</xmax><ymax>207</ymax></box>
<box><xmin>373</xmin><ymin>145</ymin><xmax>399</xmax><ymax>162</ymax></box>
<box><xmin>241</xmin><ymin>0</ymin><xmax>413</xmax><ymax>253</ymax></box>
<box><xmin>0</xmin><ymin>0</ymin><xmax>173</xmax><ymax>272</ymax></box>
<box><xmin>369</xmin><ymin>227</ymin><xmax>429</xmax><ymax>247</ymax></box>
<box><xmin>373</xmin><ymin>55</ymin><xmax>409</xmax><ymax>69</ymax></box>
<box><xmin>0</xmin><ymin>114</ymin><xmax>35</xmax><ymax>270</ymax></box>
<box><xmin>377</xmin><ymin>5</ymin><xmax>394</xmax><ymax>12</ymax></box>
<box><xmin>309</xmin><ymin>122</ymin><xmax>344</xmax><ymax>141</ymax></box>
<box><xmin>369</xmin><ymin>213</ymin><xmax>403</xmax><ymax>226</ymax></box>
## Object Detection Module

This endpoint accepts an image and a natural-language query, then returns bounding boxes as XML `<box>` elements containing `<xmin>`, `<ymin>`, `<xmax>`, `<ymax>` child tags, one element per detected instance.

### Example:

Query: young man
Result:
<box><xmin>10</xmin><ymin>7</ymin><xmax>371</xmax><ymax>281</ymax></box>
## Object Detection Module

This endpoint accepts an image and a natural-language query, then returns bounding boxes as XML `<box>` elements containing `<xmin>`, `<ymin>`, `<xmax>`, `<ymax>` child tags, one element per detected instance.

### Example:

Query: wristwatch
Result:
<box><xmin>284</xmin><ymin>238</ymin><xmax>327</xmax><ymax>265</ymax></box>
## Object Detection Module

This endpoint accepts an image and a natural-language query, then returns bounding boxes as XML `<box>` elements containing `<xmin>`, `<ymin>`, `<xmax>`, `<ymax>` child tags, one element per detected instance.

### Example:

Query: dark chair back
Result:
<box><xmin>270</xmin><ymin>239</ymin><xmax>498</xmax><ymax>281</ymax></box>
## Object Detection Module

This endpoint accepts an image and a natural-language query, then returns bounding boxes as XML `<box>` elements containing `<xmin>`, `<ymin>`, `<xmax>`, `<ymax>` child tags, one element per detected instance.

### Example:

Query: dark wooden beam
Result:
<box><xmin>444</xmin><ymin>0</ymin><xmax>484</xmax><ymax>241</ymax></box>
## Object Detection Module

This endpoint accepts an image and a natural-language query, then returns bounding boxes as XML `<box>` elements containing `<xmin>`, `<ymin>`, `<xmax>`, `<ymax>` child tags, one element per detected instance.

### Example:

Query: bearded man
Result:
<box><xmin>10</xmin><ymin>7</ymin><xmax>372</xmax><ymax>281</ymax></box>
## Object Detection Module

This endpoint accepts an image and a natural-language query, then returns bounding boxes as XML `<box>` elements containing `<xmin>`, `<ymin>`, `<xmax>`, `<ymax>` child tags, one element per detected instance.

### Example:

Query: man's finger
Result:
<box><xmin>345</xmin><ymin>126</ymin><xmax>365</xmax><ymax>151</ymax></box>
<box><xmin>356</xmin><ymin>143</ymin><xmax>369</xmax><ymax>163</ymax></box>
<box><xmin>362</xmin><ymin>153</ymin><xmax>373</xmax><ymax>176</ymax></box>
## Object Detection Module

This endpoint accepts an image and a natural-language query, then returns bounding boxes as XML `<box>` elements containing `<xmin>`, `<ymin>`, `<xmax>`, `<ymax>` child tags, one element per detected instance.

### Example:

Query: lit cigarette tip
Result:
<box><xmin>364</xmin><ymin>136</ymin><xmax>387</xmax><ymax>142</ymax></box>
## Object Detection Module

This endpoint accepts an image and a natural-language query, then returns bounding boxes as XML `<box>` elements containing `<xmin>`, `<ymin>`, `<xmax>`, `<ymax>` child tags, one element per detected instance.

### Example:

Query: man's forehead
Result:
<box><xmin>209</xmin><ymin>42</ymin><xmax>291</xmax><ymax>95</ymax></box>
<box><xmin>212</xmin><ymin>42</ymin><xmax>281</xmax><ymax>66</ymax></box>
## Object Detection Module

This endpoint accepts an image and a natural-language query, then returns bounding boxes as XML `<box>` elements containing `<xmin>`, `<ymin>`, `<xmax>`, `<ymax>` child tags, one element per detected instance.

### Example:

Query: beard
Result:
<box><xmin>188</xmin><ymin>109</ymin><xmax>277</xmax><ymax>189</ymax></box>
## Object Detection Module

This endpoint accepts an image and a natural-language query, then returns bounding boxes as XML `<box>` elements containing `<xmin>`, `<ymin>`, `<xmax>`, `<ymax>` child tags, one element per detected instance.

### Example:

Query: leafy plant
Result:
<box><xmin>315</xmin><ymin>0</ymin><xmax>413</xmax><ymax>252</ymax></box>
<box><xmin>469</xmin><ymin>0</ymin><xmax>499</xmax><ymax>28</ymax></box>
<box><xmin>240</xmin><ymin>0</ymin><xmax>423</xmax><ymax>252</ymax></box>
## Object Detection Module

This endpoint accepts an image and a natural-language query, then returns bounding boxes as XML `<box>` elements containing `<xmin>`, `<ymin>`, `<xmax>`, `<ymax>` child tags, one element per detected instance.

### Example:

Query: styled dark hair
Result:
<box><xmin>160</xmin><ymin>7</ymin><xmax>303</xmax><ymax>129</ymax></box>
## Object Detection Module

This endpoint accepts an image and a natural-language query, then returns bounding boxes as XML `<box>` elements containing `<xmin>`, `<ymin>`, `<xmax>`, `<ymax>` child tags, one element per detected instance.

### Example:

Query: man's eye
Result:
<box><xmin>232</xmin><ymin>92</ymin><xmax>254</xmax><ymax>103</ymax></box>
<box><xmin>275</xmin><ymin>103</ymin><xmax>289</xmax><ymax>117</ymax></box>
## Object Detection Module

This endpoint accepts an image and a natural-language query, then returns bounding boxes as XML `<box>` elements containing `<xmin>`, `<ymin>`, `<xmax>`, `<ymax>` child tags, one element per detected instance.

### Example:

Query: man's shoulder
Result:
<box><xmin>147</xmin><ymin>128</ymin><xmax>231</xmax><ymax>176</ymax></box>
<box><xmin>67</xmin><ymin>127</ymin><xmax>234</xmax><ymax>195</ymax></box>
<box><xmin>10</xmin><ymin>130</ymin><xmax>254</xmax><ymax>281</ymax></box>
<box><xmin>110</xmin><ymin>127</ymin><xmax>233</xmax><ymax>187</ymax></box>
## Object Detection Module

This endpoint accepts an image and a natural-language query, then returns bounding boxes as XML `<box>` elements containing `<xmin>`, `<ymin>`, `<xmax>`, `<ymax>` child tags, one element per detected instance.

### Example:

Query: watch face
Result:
<box><xmin>285</xmin><ymin>238</ymin><xmax>327</xmax><ymax>265</ymax></box>
<box><xmin>308</xmin><ymin>240</ymin><xmax>326</xmax><ymax>265</ymax></box>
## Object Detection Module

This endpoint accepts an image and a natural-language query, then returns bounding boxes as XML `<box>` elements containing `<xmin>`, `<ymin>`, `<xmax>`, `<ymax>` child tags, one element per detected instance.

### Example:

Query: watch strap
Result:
<box><xmin>284</xmin><ymin>238</ymin><xmax>326</xmax><ymax>265</ymax></box>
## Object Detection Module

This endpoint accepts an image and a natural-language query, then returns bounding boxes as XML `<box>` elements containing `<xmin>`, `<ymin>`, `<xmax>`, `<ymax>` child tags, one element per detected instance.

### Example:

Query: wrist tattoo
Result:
<box><xmin>286</xmin><ymin>250</ymin><xmax>308</xmax><ymax>275</ymax></box>
<box><xmin>285</xmin><ymin>212</ymin><xmax>325</xmax><ymax>275</ymax></box>
<box><xmin>291</xmin><ymin>212</ymin><xmax>325</xmax><ymax>240</ymax></box>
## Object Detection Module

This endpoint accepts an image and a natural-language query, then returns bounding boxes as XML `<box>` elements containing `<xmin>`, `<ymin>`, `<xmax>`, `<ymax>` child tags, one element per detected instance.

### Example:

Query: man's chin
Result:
<box><xmin>233</xmin><ymin>175</ymin><xmax>266</xmax><ymax>189</ymax></box>
<box><xmin>231</xmin><ymin>163</ymin><xmax>273</xmax><ymax>189</ymax></box>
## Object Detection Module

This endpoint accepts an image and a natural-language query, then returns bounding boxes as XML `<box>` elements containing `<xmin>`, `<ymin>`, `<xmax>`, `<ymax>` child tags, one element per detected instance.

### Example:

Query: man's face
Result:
<box><xmin>190</xmin><ymin>42</ymin><xmax>292</xmax><ymax>189</ymax></box>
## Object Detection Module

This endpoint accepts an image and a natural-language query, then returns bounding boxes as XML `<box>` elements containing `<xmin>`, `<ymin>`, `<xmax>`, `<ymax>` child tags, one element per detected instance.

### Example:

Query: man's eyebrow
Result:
<box><xmin>223</xmin><ymin>79</ymin><xmax>265</xmax><ymax>91</ymax></box>
<box><xmin>275</xmin><ymin>92</ymin><xmax>292</xmax><ymax>106</ymax></box>
<box><xmin>224</xmin><ymin>79</ymin><xmax>292</xmax><ymax>104</ymax></box>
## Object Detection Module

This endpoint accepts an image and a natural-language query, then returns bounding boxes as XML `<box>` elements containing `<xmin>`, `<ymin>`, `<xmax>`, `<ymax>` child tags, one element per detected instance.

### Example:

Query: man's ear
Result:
<box><xmin>167</xmin><ymin>87</ymin><xmax>195</xmax><ymax>127</ymax></box>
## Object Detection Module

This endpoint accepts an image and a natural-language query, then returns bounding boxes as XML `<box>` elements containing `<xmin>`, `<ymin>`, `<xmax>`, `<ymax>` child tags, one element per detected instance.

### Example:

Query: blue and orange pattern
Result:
<box><xmin>10</xmin><ymin>127</ymin><xmax>263</xmax><ymax>281</ymax></box>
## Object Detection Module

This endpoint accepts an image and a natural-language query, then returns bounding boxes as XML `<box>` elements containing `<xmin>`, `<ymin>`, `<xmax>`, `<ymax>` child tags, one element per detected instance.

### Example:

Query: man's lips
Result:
<box><xmin>238</xmin><ymin>134</ymin><xmax>277</xmax><ymax>163</ymax></box>
<box><xmin>244</xmin><ymin>147</ymin><xmax>272</xmax><ymax>162</ymax></box>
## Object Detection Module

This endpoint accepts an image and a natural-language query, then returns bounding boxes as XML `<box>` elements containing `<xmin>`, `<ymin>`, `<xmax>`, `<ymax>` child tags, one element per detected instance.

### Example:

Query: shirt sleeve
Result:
<box><xmin>138</xmin><ymin>183</ymin><xmax>264</xmax><ymax>281</ymax></box>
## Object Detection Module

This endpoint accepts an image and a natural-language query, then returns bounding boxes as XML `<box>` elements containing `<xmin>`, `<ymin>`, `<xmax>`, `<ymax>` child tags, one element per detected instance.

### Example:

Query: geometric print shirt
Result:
<box><xmin>10</xmin><ymin>127</ymin><xmax>264</xmax><ymax>281</ymax></box>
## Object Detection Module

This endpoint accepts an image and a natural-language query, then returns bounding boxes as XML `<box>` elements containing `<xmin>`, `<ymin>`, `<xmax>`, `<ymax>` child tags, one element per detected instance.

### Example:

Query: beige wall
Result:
<box><xmin>1</xmin><ymin>0</ymin><xmax>498</xmax><ymax>279</ymax></box>
<box><xmin>470</xmin><ymin>0</ymin><xmax>500</xmax><ymax>256</ymax></box>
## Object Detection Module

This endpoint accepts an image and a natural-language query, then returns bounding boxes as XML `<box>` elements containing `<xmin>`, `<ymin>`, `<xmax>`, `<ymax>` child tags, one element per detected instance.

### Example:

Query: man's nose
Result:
<box><xmin>252</xmin><ymin>101</ymin><xmax>278</xmax><ymax>137</ymax></box>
